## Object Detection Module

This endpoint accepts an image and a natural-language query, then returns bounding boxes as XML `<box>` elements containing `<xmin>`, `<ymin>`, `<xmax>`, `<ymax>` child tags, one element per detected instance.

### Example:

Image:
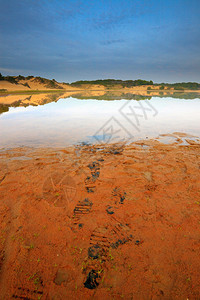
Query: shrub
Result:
<box><xmin>4</xmin><ymin>76</ymin><xmax>18</xmax><ymax>84</ymax></box>
<box><xmin>26</xmin><ymin>76</ymin><xmax>34</xmax><ymax>80</ymax></box>
<box><xmin>174</xmin><ymin>86</ymin><xmax>185</xmax><ymax>90</ymax></box>
<box><xmin>0</xmin><ymin>104</ymin><xmax>9</xmax><ymax>114</ymax></box>
<box><xmin>17</xmin><ymin>75</ymin><xmax>25</xmax><ymax>80</ymax></box>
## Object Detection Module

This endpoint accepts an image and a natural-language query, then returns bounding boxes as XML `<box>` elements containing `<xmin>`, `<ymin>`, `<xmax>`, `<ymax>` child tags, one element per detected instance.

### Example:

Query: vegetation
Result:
<box><xmin>0</xmin><ymin>73</ymin><xmax>199</xmax><ymax>90</ymax></box>
<box><xmin>0</xmin><ymin>104</ymin><xmax>9</xmax><ymax>114</ymax></box>
<box><xmin>16</xmin><ymin>75</ymin><xmax>25</xmax><ymax>80</ymax></box>
<box><xmin>71</xmin><ymin>79</ymin><xmax>200</xmax><ymax>90</ymax></box>
<box><xmin>3</xmin><ymin>76</ymin><xmax>18</xmax><ymax>84</ymax></box>
<box><xmin>72</xmin><ymin>93</ymin><xmax>152</xmax><ymax>101</ymax></box>
<box><xmin>26</xmin><ymin>75</ymin><xmax>34</xmax><ymax>80</ymax></box>
<box><xmin>159</xmin><ymin>82</ymin><xmax>200</xmax><ymax>90</ymax></box>
<box><xmin>158</xmin><ymin>92</ymin><xmax>200</xmax><ymax>99</ymax></box>
<box><xmin>33</xmin><ymin>76</ymin><xmax>64</xmax><ymax>89</ymax></box>
<box><xmin>174</xmin><ymin>86</ymin><xmax>185</xmax><ymax>90</ymax></box>
<box><xmin>71</xmin><ymin>79</ymin><xmax>154</xmax><ymax>87</ymax></box>
<box><xmin>0</xmin><ymin>73</ymin><xmax>64</xmax><ymax>89</ymax></box>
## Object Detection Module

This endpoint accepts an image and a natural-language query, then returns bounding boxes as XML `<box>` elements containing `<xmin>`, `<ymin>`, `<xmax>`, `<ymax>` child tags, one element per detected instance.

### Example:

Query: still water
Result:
<box><xmin>0</xmin><ymin>93</ymin><xmax>200</xmax><ymax>148</ymax></box>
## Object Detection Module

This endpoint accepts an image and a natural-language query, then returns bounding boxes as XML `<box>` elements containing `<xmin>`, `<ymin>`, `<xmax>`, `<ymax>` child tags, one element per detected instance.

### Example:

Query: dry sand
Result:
<box><xmin>0</xmin><ymin>136</ymin><xmax>200</xmax><ymax>299</ymax></box>
<box><xmin>0</xmin><ymin>79</ymin><xmax>78</xmax><ymax>92</ymax></box>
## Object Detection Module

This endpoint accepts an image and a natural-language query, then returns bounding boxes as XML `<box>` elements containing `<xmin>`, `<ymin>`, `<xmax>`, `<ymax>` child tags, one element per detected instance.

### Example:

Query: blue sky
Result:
<box><xmin>0</xmin><ymin>0</ymin><xmax>199</xmax><ymax>82</ymax></box>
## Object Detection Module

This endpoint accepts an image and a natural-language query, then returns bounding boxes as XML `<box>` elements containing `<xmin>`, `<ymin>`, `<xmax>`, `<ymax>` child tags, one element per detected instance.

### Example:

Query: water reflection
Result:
<box><xmin>0</xmin><ymin>90</ymin><xmax>200</xmax><ymax>116</ymax></box>
<box><xmin>0</xmin><ymin>92</ymin><xmax>199</xmax><ymax>148</ymax></box>
<box><xmin>0</xmin><ymin>92</ymin><xmax>66</xmax><ymax>115</ymax></box>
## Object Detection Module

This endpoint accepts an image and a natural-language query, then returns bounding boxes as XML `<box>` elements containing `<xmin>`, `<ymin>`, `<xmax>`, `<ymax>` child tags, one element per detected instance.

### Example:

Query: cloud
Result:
<box><xmin>0</xmin><ymin>67</ymin><xmax>34</xmax><ymax>75</ymax></box>
<box><xmin>93</xmin><ymin>13</ymin><xmax>128</xmax><ymax>30</ymax></box>
<box><xmin>87</xmin><ymin>1</ymin><xmax>152</xmax><ymax>31</ymax></box>
<box><xmin>101</xmin><ymin>39</ymin><xmax>125</xmax><ymax>46</ymax></box>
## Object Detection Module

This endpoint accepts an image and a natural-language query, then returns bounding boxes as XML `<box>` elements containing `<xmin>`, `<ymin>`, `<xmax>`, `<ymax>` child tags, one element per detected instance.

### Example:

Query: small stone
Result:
<box><xmin>135</xmin><ymin>240</ymin><xmax>140</xmax><ymax>245</ymax></box>
<box><xmin>113</xmin><ymin>150</ymin><xmax>121</xmax><ymax>154</ymax></box>
<box><xmin>97</xmin><ymin>158</ymin><xmax>104</xmax><ymax>162</ymax></box>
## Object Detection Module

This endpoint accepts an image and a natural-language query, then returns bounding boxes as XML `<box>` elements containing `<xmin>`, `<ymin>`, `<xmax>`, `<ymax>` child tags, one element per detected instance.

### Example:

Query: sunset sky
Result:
<box><xmin>0</xmin><ymin>0</ymin><xmax>199</xmax><ymax>83</ymax></box>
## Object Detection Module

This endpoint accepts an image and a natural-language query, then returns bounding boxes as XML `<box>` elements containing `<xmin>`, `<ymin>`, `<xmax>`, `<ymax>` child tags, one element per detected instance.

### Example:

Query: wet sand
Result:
<box><xmin>0</xmin><ymin>136</ymin><xmax>200</xmax><ymax>299</ymax></box>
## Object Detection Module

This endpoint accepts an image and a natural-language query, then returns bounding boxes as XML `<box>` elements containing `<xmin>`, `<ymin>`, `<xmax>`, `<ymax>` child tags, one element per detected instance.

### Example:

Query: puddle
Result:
<box><xmin>9</xmin><ymin>156</ymin><xmax>32</xmax><ymax>161</ymax></box>
<box><xmin>157</xmin><ymin>136</ymin><xmax>178</xmax><ymax>144</ymax></box>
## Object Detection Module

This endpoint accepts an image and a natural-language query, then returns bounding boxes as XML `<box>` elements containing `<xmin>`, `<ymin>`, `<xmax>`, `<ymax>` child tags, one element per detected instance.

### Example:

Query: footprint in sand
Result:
<box><xmin>0</xmin><ymin>162</ymin><xmax>8</xmax><ymax>184</ymax></box>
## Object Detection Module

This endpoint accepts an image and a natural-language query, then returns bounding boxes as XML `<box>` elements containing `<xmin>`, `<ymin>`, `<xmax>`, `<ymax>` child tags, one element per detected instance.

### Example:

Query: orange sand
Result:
<box><xmin>0</xmin><ymin>138</ymin><xmax>200</xmax><ymax>299</ymax></box>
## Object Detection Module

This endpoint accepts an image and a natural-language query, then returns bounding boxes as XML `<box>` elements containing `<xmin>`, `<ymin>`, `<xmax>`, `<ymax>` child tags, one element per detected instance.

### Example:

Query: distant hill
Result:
<box><xmin>0</xmin><ymin>74</ymin><xmax>71</xmax><ymax>91</ymax></box>
<box><xmin>0</xmin><ymin>73</ymin><xmax>200</xmax><ymax>92</ymax></box>
<box><xmin>71</xmin><ymin>79</ymin><xmax>200</xmax><ymax>90</ymax></box>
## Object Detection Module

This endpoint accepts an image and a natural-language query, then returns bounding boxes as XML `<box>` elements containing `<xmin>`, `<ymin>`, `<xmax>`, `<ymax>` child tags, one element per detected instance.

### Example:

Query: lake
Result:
<box><xmin>0</xmin><ymin>92</ymin><xmax>200</xmax><ymax>148</ymax></box>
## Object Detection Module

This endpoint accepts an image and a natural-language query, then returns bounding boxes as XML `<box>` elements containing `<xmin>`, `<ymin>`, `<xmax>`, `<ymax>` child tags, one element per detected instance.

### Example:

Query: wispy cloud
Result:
<box><xmin>0</xmin><ymin>67</ymin><xmax>33</xmax><ymax>74</ymax></box>
<box><xmin>101</xmin><ymin>39</ymin><xmax>125</xmax><ymax>46</ymax></box>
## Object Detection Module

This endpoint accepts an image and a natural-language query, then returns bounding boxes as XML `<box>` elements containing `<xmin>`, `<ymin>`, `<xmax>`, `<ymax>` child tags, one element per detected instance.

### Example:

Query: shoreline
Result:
<box><xmin>0</xmin><ymin>88</ymin><xmax>200</xmax><ymax>108</ymax></box>
<box><xmin>0</xmin><ymin>135</ymin><xmax>200</xmax><ymax>298</ymax></box>
<box><xmin>0</xmin><ymin>132</ymin><xmax>199</xmax><ymax>152</ymax></box>
<box><xmin>1</xmin><ymin>87</ymin><xmax>200</xmax><ymax>95</ymax></box>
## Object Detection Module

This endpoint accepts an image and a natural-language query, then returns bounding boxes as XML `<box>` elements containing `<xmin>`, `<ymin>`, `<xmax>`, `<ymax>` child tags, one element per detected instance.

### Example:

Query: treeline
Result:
<box><xmin>71</xmin><ymin>79</ymin><xmax>153</xmax><ymax>87</ymax></box>
<box><xmin>70</xmin><ymin>79</ymin><xmax>200</xmax><ymax>89</ymax></box>
<box><xmin>159</xmin><ymin>82</ymin><xmax>200</xmax><ymax>90</ymax></box>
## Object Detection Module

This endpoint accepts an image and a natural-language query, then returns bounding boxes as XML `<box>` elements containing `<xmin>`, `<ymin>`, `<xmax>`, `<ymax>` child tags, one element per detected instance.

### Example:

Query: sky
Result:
<box><xmin>0</xmin><ymin>0</ymin><xmax>200</xmax><ymax>83</ymax></box>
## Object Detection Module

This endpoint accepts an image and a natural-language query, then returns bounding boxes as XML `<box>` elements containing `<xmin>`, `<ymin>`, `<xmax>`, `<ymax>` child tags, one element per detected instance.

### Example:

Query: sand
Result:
<box><xmin>0</xmin><ymin>136</ymin><xmax>200</xmax><ymax>299</ymax></box>
<box><xmin>0</xmin><ymin>79</ymin><xmax>105</xmax><ymax>92</ymax></box>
